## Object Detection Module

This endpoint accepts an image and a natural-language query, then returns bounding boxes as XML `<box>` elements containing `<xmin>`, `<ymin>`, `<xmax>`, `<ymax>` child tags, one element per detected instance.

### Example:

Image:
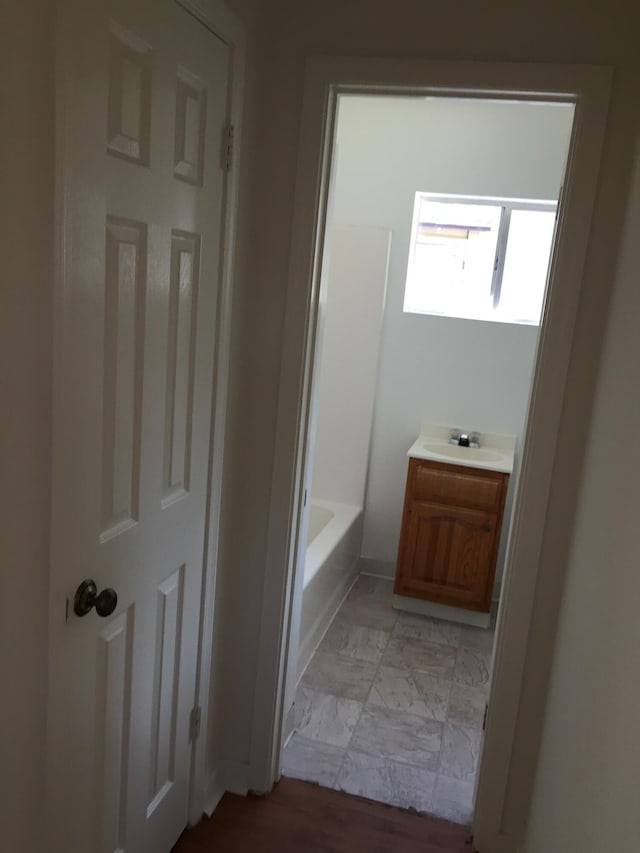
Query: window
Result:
<box><xmin>403</xmin><ymin>193</ymin><xmax>557</xmax><ymax>325</ymax></box>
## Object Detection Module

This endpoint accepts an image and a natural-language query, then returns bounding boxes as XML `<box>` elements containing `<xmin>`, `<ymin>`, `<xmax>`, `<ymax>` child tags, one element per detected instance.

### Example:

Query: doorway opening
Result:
<box><xmin>279</xmin><ymin>92</ymin><xmax>574</xmax><ymax>825</ymax></box>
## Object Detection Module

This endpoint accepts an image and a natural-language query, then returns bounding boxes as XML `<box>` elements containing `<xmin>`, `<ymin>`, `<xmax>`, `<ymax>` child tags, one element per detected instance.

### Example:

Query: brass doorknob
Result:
<box><xmin>74</xmin><ymin>579</ymin><xmax>118</xmax><ymax>618</ymax></box>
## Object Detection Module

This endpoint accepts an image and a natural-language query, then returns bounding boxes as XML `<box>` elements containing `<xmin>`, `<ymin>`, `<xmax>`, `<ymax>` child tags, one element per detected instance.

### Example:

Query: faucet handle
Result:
<box><xmin>469</xmin><ymin>432</ymin><xmax>481</xmax><ymax>448</ymax></box>
<box><xmin>449</xmin><ymin>429</ymin><xmax>461</xmax><ymax>445</ymax></box>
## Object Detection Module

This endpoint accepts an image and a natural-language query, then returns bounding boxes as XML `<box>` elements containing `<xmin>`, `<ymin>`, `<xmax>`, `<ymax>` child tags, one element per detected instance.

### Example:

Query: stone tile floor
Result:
<box><xmin>282</xmin><ymin>575</ymin><xmax>495</xmax><ymax>825</ymax></box>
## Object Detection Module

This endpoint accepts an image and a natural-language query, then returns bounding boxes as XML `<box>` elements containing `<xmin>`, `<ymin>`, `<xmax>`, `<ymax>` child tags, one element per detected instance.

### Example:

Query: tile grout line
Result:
<box><xmin>294</xmin><ymin>580</ymin><xmax>397</xmax><ymax>788</ymax></box>
<box><xmin>335</xmin><ymin>581</ymin><xmax>398</xmax><ymax>788</ymax></box>
<box><xmin>290</xmin><ymin>577</ymin><xmax>488</xmax><ymax>822</ymax></box>
<box><xmin>346</xmin><ymin>583</ymin><xmax>475</xmax><ymax>818</ymax></box>
<box><xmin>332</xmin><ymin>584</ymin><xmax>399</xmax><ymax>799</ymax></box>
<box><xmin>336</xmin><ymin>588</ymin><xmax>396</xmax><ymax>762</ymax></box>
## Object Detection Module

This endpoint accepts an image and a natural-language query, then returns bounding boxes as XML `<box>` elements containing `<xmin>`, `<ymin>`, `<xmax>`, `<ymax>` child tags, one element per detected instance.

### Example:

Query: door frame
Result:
<box><xmin>250</xmin><ymin>56</ymin><xmax>611</xmax><ymax>851</ymax></box>
<box><xmin>172</xmin><ymin>0</ymin><xmax>246</xmax><ymax>825</ymax></box>
<box><xmin>50</xmin><ymin>0</ymin><xmax>245</xmax><ymax>833</ymax></box>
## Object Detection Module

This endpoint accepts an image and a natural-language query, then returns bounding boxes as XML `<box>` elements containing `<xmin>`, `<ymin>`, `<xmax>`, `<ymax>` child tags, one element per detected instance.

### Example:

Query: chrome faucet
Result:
<box><xmin>449</xmin><ymin>429</ymin><xmax>481</xmax><ymax>448</ymax></box>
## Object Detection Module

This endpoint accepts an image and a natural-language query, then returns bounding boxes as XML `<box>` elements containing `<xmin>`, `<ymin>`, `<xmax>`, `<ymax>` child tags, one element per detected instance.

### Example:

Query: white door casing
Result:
<box><xmin>48</xmin><ymin>2</ymin><xmax>231</xmax><ymax>851</ymax></box>
<box><xmin>253</xmin><ymin>56</ymin><xmax>611</xmax><ymax>852</ymax></box>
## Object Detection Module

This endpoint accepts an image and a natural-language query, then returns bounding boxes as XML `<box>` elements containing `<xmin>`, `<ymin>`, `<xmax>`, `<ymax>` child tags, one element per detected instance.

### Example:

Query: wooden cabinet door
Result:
<box><xmin>395</xmin><ymin>500</ymin><xmax>500</xmax><ymax>611</ymax></box>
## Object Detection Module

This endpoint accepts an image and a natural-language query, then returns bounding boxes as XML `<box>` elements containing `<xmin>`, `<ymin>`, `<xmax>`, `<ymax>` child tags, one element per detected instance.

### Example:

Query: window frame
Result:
<box><xmin>405</xmin><ymin>192</ymin><xmax>558</xmax><ymax>324</ymax></box>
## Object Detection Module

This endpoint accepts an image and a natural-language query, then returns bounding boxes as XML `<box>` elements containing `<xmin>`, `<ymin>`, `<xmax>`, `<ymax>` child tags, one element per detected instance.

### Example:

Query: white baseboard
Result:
<box><xmin>297</xmin><ymin>570</ymin><xmax>358</xmax><ymax>677</ymax></box>
<box><xmin>224</xmin><ymin>759</ymin><xmax>250</xmax><ymax>795</ymax></box>
<box><xmin>202</xmin><ymin>759</ymin><xmax>250</xmax><ymax>818</ymax></box>
<box><xmin>361</xmin><ymin>557</ymin><xmax>503</xmax><ymax>606</ymax></box>
<box><xmin>492</xmin><ymin>579</ymin><xmax>502</xmax><ymax>603</ymax></box>
<box><xmin>281</xmin><ymin>693</ymin><xmax>298</xmax><ymax>749</ymax></box>
<box><xmin>393</xmin><ymin>593</ymin><xmax>491</xmax><ymax>628</ymax></box>
<box><xmin>358</xmin><ymin>556</ymin><xmax>396</xmax><ymax>580</ymax></box>
<box><xmin>203</xmin><ymin>766</ymin><xmax>227</xmax><ymax>818</ymax></box>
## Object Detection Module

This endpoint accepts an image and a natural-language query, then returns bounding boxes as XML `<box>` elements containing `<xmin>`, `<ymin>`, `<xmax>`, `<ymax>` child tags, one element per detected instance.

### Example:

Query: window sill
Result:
<box><xmin>402</xmin><ymin>307</ymin><xmax>540</xmax><ymax>327</ymax></box>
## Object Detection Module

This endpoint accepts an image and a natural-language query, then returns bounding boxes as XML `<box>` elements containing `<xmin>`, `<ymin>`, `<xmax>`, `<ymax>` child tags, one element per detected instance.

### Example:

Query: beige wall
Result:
<box><xmin>3</xmin><ymin>0</ymin><xmax>639</xmax><ymax>849</ymax></box>
<box><xmin>0</xmin><ymin>2</ymin><xmax>54</xmax><ymax>850</ymax></box>
<box><xmin>522</xmin><ymin>142</ymin><xmax>640</xmax><ymax>852</ymax></box>
<box><xmin>215</xmin><ymin>0</ymin><xmax>640</xmax><ymax>845</ymax></box>
<box><xmin>204</xmin><ymin>0</ymin><xmax>269</xmax><ymax>786</ymax></box>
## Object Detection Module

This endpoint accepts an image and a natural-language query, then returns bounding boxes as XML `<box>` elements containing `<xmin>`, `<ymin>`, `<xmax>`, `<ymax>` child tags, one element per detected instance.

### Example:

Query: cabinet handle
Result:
<box><xmin>482</xmin><ymin>523</ymin><xmax>492</xmax><ymax>532</ymax></box>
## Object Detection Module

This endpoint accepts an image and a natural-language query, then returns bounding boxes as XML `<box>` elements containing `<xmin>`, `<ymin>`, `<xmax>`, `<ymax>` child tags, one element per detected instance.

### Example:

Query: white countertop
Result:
<box><xmin>407</xmin><ymin>424</ymin><xmax>516</xmax><ymax>474</ymax></box>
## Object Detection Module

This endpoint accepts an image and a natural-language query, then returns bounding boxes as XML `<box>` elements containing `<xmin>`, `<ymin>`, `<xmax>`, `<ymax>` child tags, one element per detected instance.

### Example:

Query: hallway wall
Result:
<box><xmin>0</xmin><ymin>2</ymin><xmax>54</xmax><ymax>849</ymax></box>
<box><xmin>522</xmin><ymin>139</ymin><xmax>640</xmax><ymax>853</ymax></box>
<box><xmin>217</xmin><ymin>0</ymin><xmax>640</xmax><ymax>848</ymax></box>
<box><xmin>4</xmin><ymin>2</ymin><xmax>639</xmax><ymax>850</ymax></box>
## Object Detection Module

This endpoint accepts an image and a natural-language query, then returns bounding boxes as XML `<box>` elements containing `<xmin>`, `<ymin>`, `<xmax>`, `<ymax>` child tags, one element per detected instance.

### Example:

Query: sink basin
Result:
<box><xmin>421</xmin><ymin>442</ymin><xmax>505</xmax><ymax>464</ymax></box>
<box><xmin>407</xmin><ymin>426</ymin><xmax>515</xmax><ymax>473</ymax></box>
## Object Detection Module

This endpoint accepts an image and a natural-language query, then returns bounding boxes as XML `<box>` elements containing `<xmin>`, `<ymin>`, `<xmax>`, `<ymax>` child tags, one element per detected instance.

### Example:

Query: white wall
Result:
<box><xmin>522</xmin><ymin>142</ymin><xmax>640</xmax><ymax>853</ymax></box>
<box><xmin>310</xmin><ymin>225</ymin><xmax>390</xmax><ymax>507</ymax></box>
<box><xmin>330</xmin><ymin>96</ymin><xmax>572</xmax><ymax>569</ymax></box>
<box><xmin>0</xmin><ymin>3</ymin><xmax>53</xmax><ymax>850</ymax></box>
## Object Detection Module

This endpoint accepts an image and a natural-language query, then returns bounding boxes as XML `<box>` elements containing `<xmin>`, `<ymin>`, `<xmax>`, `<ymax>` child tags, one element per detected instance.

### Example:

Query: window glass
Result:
<box><xmin>496</xmin><ymin>209</ymin><xmax>556</xmax><ymax>324</ymax></box>
<box><xmin>403</xmin><ymin>193</ymin><xmax>556</xmax><ymax>325</ymax></box>
<box><xmin>404</xmin><ymin>200</ymin><xmax>501</xmax><ymax>318</ymax></box>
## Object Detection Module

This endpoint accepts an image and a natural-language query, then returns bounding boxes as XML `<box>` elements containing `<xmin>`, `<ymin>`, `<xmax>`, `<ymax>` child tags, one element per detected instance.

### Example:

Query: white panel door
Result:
<box><xmin>47</xmin><ymin>1</ymin><xmax>230</xmax><ymax>851</ymax></box>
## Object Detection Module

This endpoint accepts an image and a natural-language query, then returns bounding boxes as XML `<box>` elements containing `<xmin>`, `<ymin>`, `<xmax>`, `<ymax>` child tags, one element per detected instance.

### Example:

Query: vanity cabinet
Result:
<box><xmin>394</xmin><ymin>457</ymin><xmax>509</xmax><ymax>612</ymax></box>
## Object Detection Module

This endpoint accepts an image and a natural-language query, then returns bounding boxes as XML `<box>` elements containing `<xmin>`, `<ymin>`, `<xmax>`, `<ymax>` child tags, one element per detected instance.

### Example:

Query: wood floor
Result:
<box><xmin>172</xmin><ymin>778</ymin><xmax>473</xmax><ymax>853</ymax></box>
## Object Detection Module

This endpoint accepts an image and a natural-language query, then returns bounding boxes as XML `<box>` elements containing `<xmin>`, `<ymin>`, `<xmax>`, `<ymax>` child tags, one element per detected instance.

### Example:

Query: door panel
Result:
<box><xmin>102</xmin><ymin>216</ymin><xmax>146</xmax><ymax>539</ymax></box>
<box><xmin>48</xmin><ymin>2</ymin><xmax>230</xmax><ymax>851</ymax></box>
<box><xmin>97</xmin><ymin>608</ymin><xmax>134</xmax><ymax>853</ymax></box>
<box><xmin>163</xmin><ymin>231</ymin><xmax>200</xmax><ymax>505</ymax></box>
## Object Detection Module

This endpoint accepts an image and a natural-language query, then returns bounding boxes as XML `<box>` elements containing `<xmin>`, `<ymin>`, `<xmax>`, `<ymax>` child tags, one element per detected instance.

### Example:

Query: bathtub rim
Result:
<box><xmin>304</xmin><ymin>498</ymin><xmax>362</xmax><ymax>587</ymax></box>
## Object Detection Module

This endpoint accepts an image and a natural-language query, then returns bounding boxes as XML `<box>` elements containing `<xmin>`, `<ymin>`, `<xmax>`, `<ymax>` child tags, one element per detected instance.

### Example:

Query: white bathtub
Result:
<box><xmin>297</xmin><ymin>499</ymin><xmax>363</xmax><ymax>679</ymax></box>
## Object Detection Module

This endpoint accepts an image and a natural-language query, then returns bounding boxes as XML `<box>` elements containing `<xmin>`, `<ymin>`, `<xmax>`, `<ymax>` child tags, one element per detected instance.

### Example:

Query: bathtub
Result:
<box><xmin>297</xmin><ymin>499</ymin><xmax>363</xmax><ymax>679</ymax></box>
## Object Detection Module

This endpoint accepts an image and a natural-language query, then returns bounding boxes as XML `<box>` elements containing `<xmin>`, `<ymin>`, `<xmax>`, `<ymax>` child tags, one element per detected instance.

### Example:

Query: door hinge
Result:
<box><xmin>190</xmin><ymin>706</ymin><xmax>202</xmax><ymax>742</ymax></box>
<box><xmin>483</xmin><ymin>702</ymin><xmax>488</xmax><ymax>731</ymax></box>
<box><xmin>221</xmin><ymin>124</ymin><xmax>234</xmax><ymax>172</ymax></box>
